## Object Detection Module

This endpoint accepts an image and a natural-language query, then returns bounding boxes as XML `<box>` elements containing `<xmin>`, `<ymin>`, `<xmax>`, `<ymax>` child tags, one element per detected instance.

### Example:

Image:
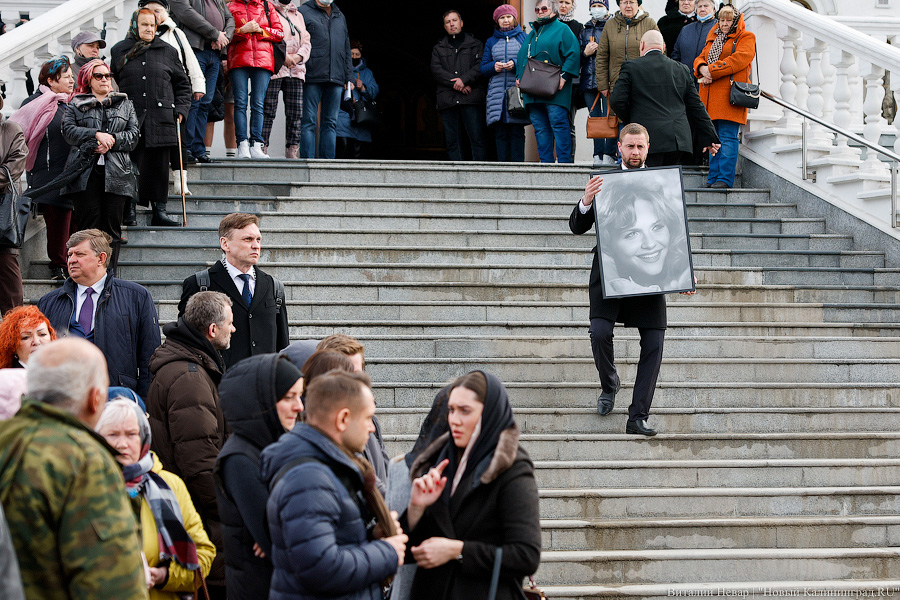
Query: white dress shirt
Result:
<box><xmin>223</xmin><ymin>258</ymin><xmax>256</xmax><ymax>296</ymax></box>
<box><xmin>75</xmin><ymin>273</ymin><xmax>108</xmax><ymax>331</ymax></box>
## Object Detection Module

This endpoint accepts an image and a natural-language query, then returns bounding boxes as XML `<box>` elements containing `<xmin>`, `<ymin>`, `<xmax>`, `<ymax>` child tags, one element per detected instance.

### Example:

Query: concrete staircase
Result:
<box><xmin>22</xmin><ymin>159</ymin><xmax>900</xmax><ymax>598</ymax></box>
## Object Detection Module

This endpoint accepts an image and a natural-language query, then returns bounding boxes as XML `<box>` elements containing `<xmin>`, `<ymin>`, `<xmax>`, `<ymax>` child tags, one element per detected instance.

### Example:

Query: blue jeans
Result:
<box><xmin>527</xmin><ymin>103</ymin><xmax>572</xmax><ymax>163</ymax></box>
<box><xmin>301</xmin><ymin>82</ymin><xmax>342</xmax><ymax>159</ymax></box>
<box><xmin>230</xmin><ymin>67</ymin><xmax>272</xmax><ymax>144</ymax></box>
<box><xmin>187</xmin><ymin>48</ymin><xmax>220</xmax><ymax>157</ymax></box>
<box><xmin>584</xmin><ymin>91</ymin><xmax>617</xmax><ymax>159</ymax></box>
<box><xmin>708</xmin><ymin>120</ymin><xmax>740</xmax><ymax>186</ymax></box>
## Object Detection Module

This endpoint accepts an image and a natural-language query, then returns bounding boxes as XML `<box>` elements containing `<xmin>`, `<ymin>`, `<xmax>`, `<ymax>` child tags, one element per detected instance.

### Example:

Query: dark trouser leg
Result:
<box><xmin>460</xmin><ymin>104</ymin><xmax>486</xmax><ymax>161</ymax></box>
<box><xmin>495</xmin><ymin>124</ymin><xmax>511</xmax><ymax>162</ymax></box>
<box><xmin>0</xmin><ymin>251</ymin><xmax>23</xmax><ymax>315</ymax></box>
<box><xmin>41</xmin><ymin>205</ymin><xmax>72</xmax><ymax>269</ymax></box>
<box><xmin>139</xmin><ymin>145</ymin><xmax>175</xmax><ymax>221</ymax></box>
<box><xmin>629</xmin><ymin>327</ymin><xmax>665</xmax><ymax>421</ymax></box>
<box><xmin>441</xmin><ymin>108</ymin><xmax>463</xmax><ymax>161</ymax></box>
<box><xmin>589</xmin><ymin>318</ymin><xmax>620</xmax><ymax>394</ymax></box>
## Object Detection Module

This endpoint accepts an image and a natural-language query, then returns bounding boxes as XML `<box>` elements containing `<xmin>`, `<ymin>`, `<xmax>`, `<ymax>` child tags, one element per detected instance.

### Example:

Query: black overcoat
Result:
<box><xmin>431</xmin><ymin>33</ymin><xmax>486</xmax><ymax>110</ymax></box>
<box><xmin>569</xmin><ymin>199</ymin><xmax>667</xmax><ymax>328</ymax></box>
<box><xmin>110</xmin><ymin>37</ymin><xmax>192</xmax><ymax>147</ymax></box>
<box><xmin>178</xmin><ymin>260</ymin><xmax>290</xmax><ymax>369</ymax></box>
<box><xmin>609</xmin><ymin>50</ymin><xmax>718</xmax><ymax>156</ymax></box>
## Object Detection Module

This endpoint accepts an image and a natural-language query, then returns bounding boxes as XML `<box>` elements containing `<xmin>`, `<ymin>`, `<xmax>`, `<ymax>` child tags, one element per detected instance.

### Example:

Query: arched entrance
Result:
<box><xmin>341</xmin><ymin>0</ymin><xmax>522</xmax><ymax>160</ymax></box>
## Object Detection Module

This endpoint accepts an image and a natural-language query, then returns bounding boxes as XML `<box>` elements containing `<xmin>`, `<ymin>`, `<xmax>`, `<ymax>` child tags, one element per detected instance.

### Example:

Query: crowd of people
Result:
<box><xmin>0</xmin><ymin>213</ymin><xmax>542</xmax><ymax>600</ymax></box>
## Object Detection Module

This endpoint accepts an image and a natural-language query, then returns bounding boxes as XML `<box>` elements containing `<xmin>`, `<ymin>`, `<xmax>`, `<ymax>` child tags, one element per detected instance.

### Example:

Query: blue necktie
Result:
<box><xmin>239</xmin><ymin>273</ymin><xmax>252</xmax><ymax>307</ymax></box>
<box><xmin>78</xmin><ymin>288</ymin><xmax>94</xmax><ymax>333</ymax></box>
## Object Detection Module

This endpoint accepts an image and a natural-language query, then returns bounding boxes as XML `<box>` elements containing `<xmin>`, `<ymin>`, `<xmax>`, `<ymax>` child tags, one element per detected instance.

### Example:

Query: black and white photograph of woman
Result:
<box><xmin>591</xmin><ymin>166</ymin><xmax>694</xmax><ymax>298</ymax></box>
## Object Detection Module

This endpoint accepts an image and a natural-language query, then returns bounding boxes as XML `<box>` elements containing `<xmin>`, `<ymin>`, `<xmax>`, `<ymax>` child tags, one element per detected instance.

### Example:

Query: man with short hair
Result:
<box><xmin>170</xmin><ymin>0</ymin><xmax>235</xmax><ymax>163</ymax></box>
<box><xmin>260</xmin><ymin>370</ymin><xmax>407</xmax><ymax>600</ymax></box>
<box><xmin>610</xmin><ymin>30</ymin><xmax>719</xmax><ymax>167</ymax></box>
<box><xmin>179</xmin><ymin>212</ymin><xmax>290</xmax><ymax>368</ymax></box>
<box><xmin>147</xmin><ymin>290</ymin><xmax>235</xmax><ymax>597</ymax></box>
<box><xmin>70</xmin><ymin>30</ymin><xmax>107</xmax><ymax>72</ymax></box>
<box><xmin>431</xmin><ymin>9</ymin><xmax>486</xmax><ymax>161</ymax></box>
<box><xmin>569</xmin><ymin>125</ymin><xmax>696</xmax><ymax>436</ymax></box>
<box><xmin>38</xmin><ymin>229</ymin><xmax>161</xmax><ymax>398</ymax></box>
<box><xmin>0</xmin><ymin>339</ymin><xmax>147</xmax><ymax>600</ymax></box>
<box><xmin>317</xmin><ymin>334</ymin><xmax>390</xmax><ymax>494</ymax></box>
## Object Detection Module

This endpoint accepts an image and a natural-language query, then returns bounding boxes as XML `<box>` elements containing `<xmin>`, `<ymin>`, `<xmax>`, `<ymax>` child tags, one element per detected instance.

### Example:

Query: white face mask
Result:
<box><xmin>318</xmin><ymin>0</ymin><xmax>333</xmax><ymax>5</ymax></box>
<box><xmin>590</xmin><ymin>6</ymin><xmax>608</xmax><ymax>19</ymax></box>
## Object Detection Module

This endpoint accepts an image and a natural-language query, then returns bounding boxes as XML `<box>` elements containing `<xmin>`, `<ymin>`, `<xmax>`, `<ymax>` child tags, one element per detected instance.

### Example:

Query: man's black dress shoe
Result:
<box><xmin>597</xmin><ymin>380</ymin><xmax>621</xmax><ymax>416</ymax></box>
<box><xmin>626</xmin><ymin>419</ymin><xmax>657</xmax><ymax>436</ymax></box>
<box><xmin>195</xmin><ymin>153</ymin><xmax>215</xmax><ymax>164</ymax></box>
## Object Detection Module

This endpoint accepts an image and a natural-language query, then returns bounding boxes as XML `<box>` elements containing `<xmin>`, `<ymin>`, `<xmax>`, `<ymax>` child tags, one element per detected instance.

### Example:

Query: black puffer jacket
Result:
<box><xmin>61</xmin><ymin>92</ymin><xmax>139</xmax><ymax>198</ymax></box>
<box><xmin>431</xmin><ymin>32</ymin><xmax>485</xmax><ymax>110</ymax></box>
<box><xmin>214</xmin><ymin>354</ymin><xmax>290</xmax><ymax>600</ymax></box>
<box><xmin>110</xmin><ymin>37</ymin><xmax>192</xmax><ymax>147</ymax></box>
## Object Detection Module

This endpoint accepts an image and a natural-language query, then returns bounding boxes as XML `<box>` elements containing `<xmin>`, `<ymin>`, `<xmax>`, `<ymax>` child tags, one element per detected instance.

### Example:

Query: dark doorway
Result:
<box><xmin>341</xmin><ymin>0</ymin><xmax>522</xmax><ymax>160</ymax></box>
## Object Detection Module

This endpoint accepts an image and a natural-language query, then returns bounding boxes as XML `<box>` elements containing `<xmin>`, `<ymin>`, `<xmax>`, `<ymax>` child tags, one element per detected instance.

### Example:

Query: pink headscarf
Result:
<box><xmin>9</xmin><ymin>79</ymin><xmax>75</xmax><ymax>171</ymax></box>
<box><xmin>0</xmin><ymin>368</ymin><xmax>27</xmax><ymax>420</ymax></box>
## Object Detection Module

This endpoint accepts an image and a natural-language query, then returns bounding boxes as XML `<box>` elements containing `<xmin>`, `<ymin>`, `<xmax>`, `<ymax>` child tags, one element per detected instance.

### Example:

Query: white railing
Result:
<box><xmin>740</xmin><ymin>0</ymin><xmax>900</xmax><ymax>230</ymax></box>
<box><xmin>0</xmin><ymin>0</ymin><xmax>131</xmax><ymax>114</ymax></box>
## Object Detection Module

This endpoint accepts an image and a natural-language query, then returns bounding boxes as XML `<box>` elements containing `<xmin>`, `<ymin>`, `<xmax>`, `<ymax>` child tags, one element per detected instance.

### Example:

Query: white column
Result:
<box><xmin>821</xmin><ymin>48</ymin><xmax>836</xmax><ymax>125</ymax></box>
<box><xmin>804</xmin><ymin>38</ymin><xmax>832</xmax><ymax>146</ymax></box>
<box><xmin>6</xmin><ymin>56</ymin><xmax>31</xmax><ymax>112</ymax></box>
<box><xmin>830</xmin><ymin>51</ymin><xmax>861</xmax><ymax>161</ymax></box>
<box><xmin>795</xmin><ymin>39</ymin><xmax>810</xmax><ymax>112</ymax></box>
<box><xmin>860</xmin><ymin>62</ymin><xmax>888</xmax><ymax>173</ymax></box>
<box><xmin>776</xmin><ymin>25</ymin><xmax>800</xmax><ymax>128</ymax></box>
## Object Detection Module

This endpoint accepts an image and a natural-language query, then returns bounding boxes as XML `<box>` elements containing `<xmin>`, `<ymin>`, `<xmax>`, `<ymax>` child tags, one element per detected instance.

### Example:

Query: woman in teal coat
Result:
<box><xmin>516</xmin><ymin>0</ymin><xmax>580</xmax><ymax>163</ymax></box>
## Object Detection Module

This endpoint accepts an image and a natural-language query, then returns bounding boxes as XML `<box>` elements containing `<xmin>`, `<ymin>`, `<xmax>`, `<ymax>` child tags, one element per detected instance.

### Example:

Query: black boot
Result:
<box><xmin>151</xmin><ymin>202</ymin><xmax>180</xmax><ymax>227</ymax></box>
<box><xmin>123</xmin><ymin>202</ymin><xmax>137</xmax><ymax>226</ymax></box>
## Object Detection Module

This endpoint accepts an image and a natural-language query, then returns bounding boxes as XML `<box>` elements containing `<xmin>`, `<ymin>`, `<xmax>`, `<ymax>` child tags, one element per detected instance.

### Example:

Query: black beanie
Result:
<box><xmin>274</xmin><ymin>357</ymin><xmax>303</xmax><ymax>400</ymax></box>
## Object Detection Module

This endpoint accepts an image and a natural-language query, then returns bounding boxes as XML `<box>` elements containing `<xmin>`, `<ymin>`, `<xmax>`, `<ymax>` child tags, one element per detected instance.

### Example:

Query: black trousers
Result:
<box><xmin>0</xmin><ymin>251</ymin><xmax>23</xmax><ymax>316</ymax></box>
<box><xmin>440</xmin><ymin>105</ymin><xmax>486</xmax><ymax>161</ymax></box>
<box><xmin>589</xmin><ymin>317</ymin><xmax>665</xmax><ymax>422</ymax></box>
<box><xmin>73</xmin><ymin>167</ymin><xmax>127</xmax><ymax>275</ymax></box>
<box><xmin>132</xmin><ymin>139</ymin><xmax>171</xmax><ymax>208</ymax></box>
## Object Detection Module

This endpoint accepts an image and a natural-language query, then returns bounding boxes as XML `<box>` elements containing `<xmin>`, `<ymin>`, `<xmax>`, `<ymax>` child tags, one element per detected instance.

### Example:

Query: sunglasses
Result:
<box><xmin>534</xmin><ymin>5</ymin><xmax>551</xmax><ymax>13</ymax></box>
<box><xmin>92</xmin><ymin>72</ymin><xmax>112</xmax><ymax>80</ymax></box>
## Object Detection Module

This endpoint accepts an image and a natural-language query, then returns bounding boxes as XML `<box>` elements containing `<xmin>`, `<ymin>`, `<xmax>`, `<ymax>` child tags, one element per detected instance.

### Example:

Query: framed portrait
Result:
<box><xmin>591</xmin><ymin>166</ymin><xmax>695</xmax><ymax>299</ymax></box>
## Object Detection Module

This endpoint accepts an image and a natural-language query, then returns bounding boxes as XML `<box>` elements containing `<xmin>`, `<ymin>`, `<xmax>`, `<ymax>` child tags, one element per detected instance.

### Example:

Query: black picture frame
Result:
<box><xmin>591</xmin><ymin>166</ymin><xmax>695</xmax><ymax>299</ymax></box>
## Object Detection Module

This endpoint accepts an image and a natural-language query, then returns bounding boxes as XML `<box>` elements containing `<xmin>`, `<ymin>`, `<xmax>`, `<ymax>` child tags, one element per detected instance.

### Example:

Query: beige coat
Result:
<box><xmin>595</xmin><ymin>9</ymin><xmax>659</xmax><ymax>93</ymax></box>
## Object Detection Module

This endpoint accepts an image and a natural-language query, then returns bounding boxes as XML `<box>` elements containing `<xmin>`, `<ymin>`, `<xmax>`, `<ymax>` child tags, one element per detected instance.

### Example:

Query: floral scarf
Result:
<box><xmin>707</xmin><ymin>11</ymin><xmax>740</xmax><ymax>64</ymax></box>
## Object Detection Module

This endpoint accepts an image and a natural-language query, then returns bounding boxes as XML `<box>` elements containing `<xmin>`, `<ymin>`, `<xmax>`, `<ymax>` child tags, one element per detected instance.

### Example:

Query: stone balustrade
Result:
<box><xmin>740</xmin><ymin>0</ymin><xmax>900</xmax><ymax>229</ymax></box>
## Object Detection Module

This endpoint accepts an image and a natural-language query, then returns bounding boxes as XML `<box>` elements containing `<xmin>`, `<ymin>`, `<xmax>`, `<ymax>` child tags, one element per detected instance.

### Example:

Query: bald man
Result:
<box><xmin>610</xmin><ymin>30</ymin><xmax>719</xmax><ymax>167</ymax></box>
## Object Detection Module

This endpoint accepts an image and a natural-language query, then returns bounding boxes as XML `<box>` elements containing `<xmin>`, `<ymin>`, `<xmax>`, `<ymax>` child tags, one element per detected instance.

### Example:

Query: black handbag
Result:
<box><xmin>506</xmin><ymin>85</ymin><xmax>526</xmax><ymax>119</ymax></box>
<box><xmin>262</xmin><ymin>0</ymin><xmax>288</xmax><ymax>73</ymax></box>
<box><xmin>353</xmin><ymin>97</ymin><xmax>381</xmax><ymax>129</ymax></box>
<box><xmin>0</xmin><ymin>167</ymin><xmax>30</xmax><ymax>249</ymax></box>
<box><xmin>519</xmin><ymin>35</ymin><xmax>561</xmax><ymax>98</ymax></box>
<box><xmin>728</xmin><ymin>40</ymin><xmax>760</xmax><ymax>109</ymax></box>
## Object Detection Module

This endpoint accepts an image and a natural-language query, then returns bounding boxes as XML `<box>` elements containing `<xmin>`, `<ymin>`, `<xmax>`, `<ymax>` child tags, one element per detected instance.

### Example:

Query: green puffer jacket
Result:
<box><xmin>0</xmin><ymin>401</ymin><xmax>148</xmax><ymax>600</ymax></box>
<box><xmin>595</xmin><ymin>9</ymin><xmax>659</xmax><ymax>93</ymax></box>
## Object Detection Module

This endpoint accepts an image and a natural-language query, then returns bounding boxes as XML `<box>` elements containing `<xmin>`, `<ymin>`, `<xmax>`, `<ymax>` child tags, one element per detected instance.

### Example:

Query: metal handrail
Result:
<box><xmin>760</xmin><ymin>90</ymin><xmax>900</xmax><ymax>228</ymax></box>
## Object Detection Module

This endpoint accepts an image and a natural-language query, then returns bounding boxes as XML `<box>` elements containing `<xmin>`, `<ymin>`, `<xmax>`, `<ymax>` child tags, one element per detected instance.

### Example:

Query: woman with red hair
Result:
<box><xmin>0</xmin><ymin>305</ymin><xmax>57</xmax><ymax>368</ymax></box>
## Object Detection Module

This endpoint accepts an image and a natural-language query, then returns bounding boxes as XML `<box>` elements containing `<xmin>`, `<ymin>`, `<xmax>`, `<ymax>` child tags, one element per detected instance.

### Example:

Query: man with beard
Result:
<box><xmin>146</xmin><ymin>291</ymin><xmax>235</xmax><ymax>598</ymax></box>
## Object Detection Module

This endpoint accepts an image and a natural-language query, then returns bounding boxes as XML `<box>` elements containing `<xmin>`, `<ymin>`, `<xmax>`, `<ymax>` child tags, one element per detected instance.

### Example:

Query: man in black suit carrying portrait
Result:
<box><xmin>610</xmin><ymin>30</ymin><xmax>719</xmax><ymax>167</ymax></box>
<box><xmin>179</xmin><ymin>213</ymin><xmax>290</xmax><ymax>368</ymax></box>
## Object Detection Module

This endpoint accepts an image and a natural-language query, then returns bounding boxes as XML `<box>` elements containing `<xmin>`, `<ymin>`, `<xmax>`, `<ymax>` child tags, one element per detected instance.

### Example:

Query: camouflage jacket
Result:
<box><xmin>0</xmin><ymin>400</ymin><xmax>148</xmax><ymax>600</ymax></box>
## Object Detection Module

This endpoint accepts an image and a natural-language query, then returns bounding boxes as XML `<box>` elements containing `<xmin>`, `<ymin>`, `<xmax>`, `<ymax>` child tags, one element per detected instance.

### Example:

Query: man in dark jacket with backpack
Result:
<box><xmin>431</xmin><ymin>9</ymin><xmax>486</xmax><ymax>161</ymax></box>
<box><xmin>178</xmin><ymin>212</ymin><xmax>290</xmax><ymax>369</ymax></box>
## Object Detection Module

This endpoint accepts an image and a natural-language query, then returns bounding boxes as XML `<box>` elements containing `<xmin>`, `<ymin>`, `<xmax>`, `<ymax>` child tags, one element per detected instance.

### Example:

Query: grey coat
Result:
<box><xmin>61</xmin><ymin>92</ymin><xmax>139</xmax><ymax>199</ymax></box>
<box><xmin>170</xmin><ymin>0</ymin><xmax>235</xmax><ymax>51</ymax></box>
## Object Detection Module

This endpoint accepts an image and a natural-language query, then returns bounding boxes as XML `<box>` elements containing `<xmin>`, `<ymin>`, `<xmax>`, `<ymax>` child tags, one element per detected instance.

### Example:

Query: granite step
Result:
<box><xmin>540</xmin><ymin>579</ymin><xmax>900</xmax><ymax>599</ymax></box>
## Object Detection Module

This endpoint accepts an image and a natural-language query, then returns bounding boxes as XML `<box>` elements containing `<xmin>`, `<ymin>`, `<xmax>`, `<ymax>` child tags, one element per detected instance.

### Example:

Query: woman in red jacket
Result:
<box><xmin>693</xmin><ymin>5</ymin><xmax>755</xmax><ymax>188</ymax></box>
<box><xmin>227</xmin><ymin>0</ymin><xmax>283</xmax><ymax>158</ymax></box>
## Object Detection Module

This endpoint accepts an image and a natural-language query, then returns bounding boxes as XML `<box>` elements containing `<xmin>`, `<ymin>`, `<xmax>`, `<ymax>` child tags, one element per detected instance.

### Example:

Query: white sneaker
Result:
<box><xmin>249</xmin><ymin>142</ymin><xmax>270</xmax><ymax>159</ymax></box>
<box><xmin>237</xmin><ymin>140</ymin><xmax>250</xmax><ymax>159</ymax></box>
<box><xmin>174</xmin><ymin>170</ymin><xmax>192</xmax><ymax>196</ymax></box>
<box><xmin>592</xmin><ymin>154</ymin><xmax>603</xmax><ymax>167</ymax></box>
<box><xmin>601</xmin><ymin>155</ymin><xmax>617</xmax><ymax>166</ymax></box>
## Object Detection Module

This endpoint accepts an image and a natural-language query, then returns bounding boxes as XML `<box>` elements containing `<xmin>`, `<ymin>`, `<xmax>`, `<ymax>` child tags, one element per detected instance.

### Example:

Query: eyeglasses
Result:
<box><xmin>619</xmin><ymin>0</ymin><xmax>638</xmax><ymax>5</ymax></box>
<box><xmin>91</xmin><ymin>72</ymin><xmax>112</xmax><ymax>80</ymax></box>
<box><xmin>534</xmin><ymin>6</ymin><xmax>551</xmax><ymax>13</ymax></box>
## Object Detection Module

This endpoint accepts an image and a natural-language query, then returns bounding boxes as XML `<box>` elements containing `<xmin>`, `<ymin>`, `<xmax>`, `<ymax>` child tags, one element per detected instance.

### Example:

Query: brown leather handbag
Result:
<box><xmin>586</xmin><ymin>93</ymin><xmax>618</xmax><ymax>139</ymax></box>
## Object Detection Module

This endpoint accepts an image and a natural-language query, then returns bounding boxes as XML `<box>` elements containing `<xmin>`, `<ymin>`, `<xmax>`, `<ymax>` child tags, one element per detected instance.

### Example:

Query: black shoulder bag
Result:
<box><xmin>729</xmin><ymin>39</ymin><xmax>760</xmax><ymax>109</ymax></box>
<box><xmin>262</xmin><ymin>0</ymin><xmax>288</xmax><ymax>73</ymax></box>
<box><xmin>0</xmin><ymin>167</ymin><xmax>30</xmax><ymax>249</ymax></box>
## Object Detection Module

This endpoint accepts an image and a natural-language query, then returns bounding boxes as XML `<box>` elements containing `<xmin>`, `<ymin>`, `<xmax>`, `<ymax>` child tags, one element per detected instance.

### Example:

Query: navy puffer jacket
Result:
<box><xmin>260</xmin><ymin>424</ymin><xmax>398</xmax><ymax>600</ymax></box>
<box><xmin>579</xmin><ymin>17</ymin><xmax>610</xmax><ymax>92</ymax></box>
<box><xmin>671</xmin><ymin>18</ymin><xmax>716</xmax><ymax>73</ymax></box>
<box><xmin>480</xmin><ymin>26</ymin><xmax>528</xmax><ymax>126</ymax></box>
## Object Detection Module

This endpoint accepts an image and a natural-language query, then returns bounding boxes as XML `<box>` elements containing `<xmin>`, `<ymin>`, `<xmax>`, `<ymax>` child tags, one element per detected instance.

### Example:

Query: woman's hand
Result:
<box><xmin>238</xmin><ymin>20</ymin><xmax>262</xmax><ymax>34</ymax></box>
<box><xmin>494</xmin><ymin>61</ymin><xmax>505</xmax><ymax>73</ymax></box>
<box><xmin>699</xmin><ymin>65</ymin><xmax>711</xmax><ymax>79</ymax></box>
<box><xmin>148</xmin><ymin>565</ymin><xmax>167</xmax><ymax>588</ymax></box>
<box><xmin>680</xmin><ymin>276</ymin><xmax>699</xmax><ymax>296</ymax></box>
<box><xmin>411</xmin><ymin>537</ymin><xmax>464</xmax><ymax>569</ymax></box>
<box><xmin>252</xmin><ymin>542</ymin><xmax>266</xmax><ymax>558</ymax></box>
<box><xmin>95</xmin><ymin>132</ymin><xmax>115</xmax><ymax>154</ymax></box>
<box><xmin>584</xmin><ymin>41</ymin><xmax>598</xmax><ymax>56</ymax></box>
<box><xmin>410</xmin><ymin>459</ymin><xmax>449</xmax><ymax>509</ymax></box>
<box><xmin>192</xmin><ymin>92</ymin><xmax>204</xmax><ymax>101</ymax></box>
<box><xmin>582</xmin><ymin>175</ymin><xmax>603</xmax><ymax>207</ymax></box>
<box><xmin>504</xmin><ymin>60</ymin><xmax>514</xmax><ymax>71</ymax></box>
<box><xmin>558</xmin><ymin>78</ymin><xmax>565</xmax><ymax>91</ymax></box>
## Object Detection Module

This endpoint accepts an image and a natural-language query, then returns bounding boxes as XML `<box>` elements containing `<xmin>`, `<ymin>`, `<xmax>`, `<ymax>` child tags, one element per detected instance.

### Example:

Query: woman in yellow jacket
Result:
<box><xmin>97</xmin><ymin>398</ymin><xmax>216</xmax><ymax>599</ymax></box>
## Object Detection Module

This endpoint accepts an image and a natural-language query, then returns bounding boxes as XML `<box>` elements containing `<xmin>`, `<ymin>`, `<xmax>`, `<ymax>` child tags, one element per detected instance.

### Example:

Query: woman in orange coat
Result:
<box><xmin>693</xmin><ymin>5</ymin><xmax>755</xmax><ymax>188</ymax></box>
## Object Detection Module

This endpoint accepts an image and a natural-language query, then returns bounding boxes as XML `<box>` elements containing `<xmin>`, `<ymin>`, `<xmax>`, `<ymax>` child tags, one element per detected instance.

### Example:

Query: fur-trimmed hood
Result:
<box><xmin>410</xmin><ymin>423</ymin><xmax>521</xmax><ymax>487</ymax></box>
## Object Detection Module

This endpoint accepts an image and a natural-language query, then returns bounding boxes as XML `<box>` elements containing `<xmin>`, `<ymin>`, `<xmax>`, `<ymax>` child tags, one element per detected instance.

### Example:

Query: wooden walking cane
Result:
<box><xmin>176</xmin><ymin>118</ymin><xmax>187</xmax><ymax>227</ymax></box>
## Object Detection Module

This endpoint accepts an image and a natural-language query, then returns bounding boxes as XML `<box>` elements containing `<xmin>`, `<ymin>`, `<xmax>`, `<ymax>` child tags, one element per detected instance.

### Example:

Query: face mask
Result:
<box><xmin>278</xmin><ymin>0</ymin><xmax>291</xmax><ymax>4</ymax></box>
<box><xmin>590</xmin><ymin>6</ymin><xmax>608</xmax><ymax>19</ymax></box>
<box><xmin>352</xmin><ymin>57</ymin><xmax>361</xmax><ymax>66</ymax></box>
<box><xmin>697</xmin><ymin>12</ymin><xmax>714</xmax><ymax>21</ymax></box>
<box><xmin>318</xmin><ymin>0</ymin><xmax>333</xmax><ymax>5</ymax></box>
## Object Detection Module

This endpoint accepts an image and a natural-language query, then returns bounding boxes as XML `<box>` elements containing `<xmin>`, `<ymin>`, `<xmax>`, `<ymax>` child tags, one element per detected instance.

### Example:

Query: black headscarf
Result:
<box><xmin>405</xmin><ymin>383</ymin><xmax>452</xmax><ymax>468</ymax></box>
<box><xmin>439</xmin><ymin>371</ymin><xmax>516</xmax><ymax>501</ymax></box>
